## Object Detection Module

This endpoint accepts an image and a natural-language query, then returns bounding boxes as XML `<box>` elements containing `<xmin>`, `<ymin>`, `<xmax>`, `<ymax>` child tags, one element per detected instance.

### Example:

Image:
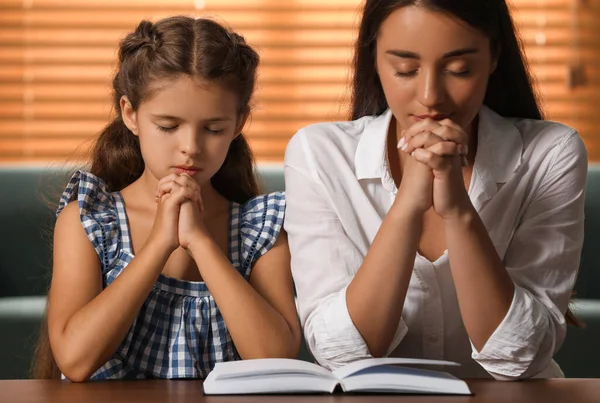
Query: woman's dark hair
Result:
<box><xmin>32</xmin><ymin>16</ymin><xmax>261</xmax><ymax>379</ymax></box>
<box><xmin>350</xmin><ymin>0</ymin><xmax>543</xmax><ymax>121</ymax></box>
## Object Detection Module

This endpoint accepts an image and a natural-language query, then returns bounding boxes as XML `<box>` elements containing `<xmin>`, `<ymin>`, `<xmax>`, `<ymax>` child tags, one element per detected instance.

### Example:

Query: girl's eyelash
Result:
<box><xmin>157</xmin><ymin>125</ymin><xmax>177</xmax><ymax>133</ymax></box>
<box><xmin>155</xmin><ymin>126</ymin><xmax>225</xmax><ymax>134</ymax></box>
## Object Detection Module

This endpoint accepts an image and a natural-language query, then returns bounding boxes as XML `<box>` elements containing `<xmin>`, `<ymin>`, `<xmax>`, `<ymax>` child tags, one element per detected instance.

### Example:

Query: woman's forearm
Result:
<box><xmin>346</xmin><ymin>204</ymin><xmax>421</xmax><ymax>357</ymax></box>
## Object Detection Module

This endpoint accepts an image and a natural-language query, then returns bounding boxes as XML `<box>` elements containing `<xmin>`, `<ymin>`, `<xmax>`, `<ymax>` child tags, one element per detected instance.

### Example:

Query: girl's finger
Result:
<box><xmin>162</xmin><ymin>186</ymin><xmax>198</xmax><ymax>207</ymax></box>
<box><xmin>156</xmin><ymin>174</ymin><xmax>180</xmax><ymax>188</ymax></box>
<box><xmin>173</xmin><ymin>174</ymin><xmax>201</xmax><ymax>191</ymax></box>
<box><xmin>157</xmin><ymin>180</ymin><xmax>194</xmax><ymax>199</ymax></box>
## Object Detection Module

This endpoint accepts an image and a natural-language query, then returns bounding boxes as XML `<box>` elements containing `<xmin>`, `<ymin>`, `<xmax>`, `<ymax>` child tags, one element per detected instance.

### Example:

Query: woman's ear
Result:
<box><xmin>120</xmin><ymin>96</ymin><xmax>139</xmax><ymax>136</ymax></box>
<box><xmin>233</xmin><ymin>112</ymin><xmax>249</xmax><ymax>139</ymax></box>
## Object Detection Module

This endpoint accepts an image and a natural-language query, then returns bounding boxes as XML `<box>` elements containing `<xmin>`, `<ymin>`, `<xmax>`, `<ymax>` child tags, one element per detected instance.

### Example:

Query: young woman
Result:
<box><xmin>284</xmin><ymin>0</ymin><xmax>586</xmax><ymax>380</ymax></box>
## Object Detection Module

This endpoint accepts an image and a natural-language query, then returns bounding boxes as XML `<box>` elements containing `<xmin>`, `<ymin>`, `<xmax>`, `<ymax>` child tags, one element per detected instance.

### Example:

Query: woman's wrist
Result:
<box><xmin>441</xmin><ymin>201</ymin><xmax>477</xmax><ymax>225</ymax></box>
<box><xmin>388</xmin><ymin>199</ymin><xmax>425</xmax><ymax>226</ymax></box>
<box><xmin>392</xmin><ymin>187</ymin><xmax>430</xmax><ymax>218</ymax></box>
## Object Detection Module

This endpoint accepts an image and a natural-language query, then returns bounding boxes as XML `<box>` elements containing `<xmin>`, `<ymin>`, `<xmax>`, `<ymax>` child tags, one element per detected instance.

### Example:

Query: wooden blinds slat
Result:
<box><xmin>0</xmin><ymin>0</ymin><xmax>599</xmax><ymax>162</ymax></box>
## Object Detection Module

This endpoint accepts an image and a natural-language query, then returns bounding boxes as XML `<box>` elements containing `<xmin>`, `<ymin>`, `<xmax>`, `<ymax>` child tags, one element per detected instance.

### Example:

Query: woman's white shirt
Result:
<box><xmin>283</xmin><ymin>106</ymin><xmax>587</xmax><ymax>380</ymax></box>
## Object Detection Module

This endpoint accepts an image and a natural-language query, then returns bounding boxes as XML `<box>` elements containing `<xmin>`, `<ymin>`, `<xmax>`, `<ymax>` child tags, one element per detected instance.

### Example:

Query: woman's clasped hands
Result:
<box><xmin>396</xmin><ymin>118</ymin><xmax>473</xmax><ymax>220</ymax></box>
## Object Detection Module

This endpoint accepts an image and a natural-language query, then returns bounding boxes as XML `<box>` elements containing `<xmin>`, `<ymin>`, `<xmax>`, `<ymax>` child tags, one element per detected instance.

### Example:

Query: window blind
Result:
<box><xmin>0</xmin><ymin>0</ymin><xmax>598</xmax><ymax>162</ymax></box>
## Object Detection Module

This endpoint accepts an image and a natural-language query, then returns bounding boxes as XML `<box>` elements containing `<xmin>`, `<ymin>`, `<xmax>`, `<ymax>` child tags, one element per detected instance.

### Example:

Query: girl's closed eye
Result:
<box><xmin>156</xmin><ymin>124</ymin><xmax>178</xmax><ymax>133</ymax></box>
<box><xmin>205</xmin><ymin>127</ymin><xmax>225</xmax><ymax>134</ymax></box>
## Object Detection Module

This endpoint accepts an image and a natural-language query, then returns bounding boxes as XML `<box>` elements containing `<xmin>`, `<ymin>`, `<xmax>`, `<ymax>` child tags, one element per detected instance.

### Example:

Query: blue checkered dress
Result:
<box><xmin>56</xmin><ymin>170</ymin><xmax>285</xmax><ymax>380</ymax></box>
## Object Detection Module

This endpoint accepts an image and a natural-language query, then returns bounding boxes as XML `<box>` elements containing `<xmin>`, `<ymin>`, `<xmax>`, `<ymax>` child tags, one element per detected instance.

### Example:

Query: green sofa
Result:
<box><xmin>0</xmin><ymin>165</ymin><xmax>598</xmax><ymax>379</ymax></box>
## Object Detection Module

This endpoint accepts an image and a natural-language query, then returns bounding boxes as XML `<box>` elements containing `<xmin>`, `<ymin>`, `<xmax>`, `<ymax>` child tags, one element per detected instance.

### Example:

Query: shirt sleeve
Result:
<box><xmin>471</xmin><ymin>131</ymin><xmax>587</xmax><ymax>380</ymax></box>
<box><xmin>284</xmin><ymin>130</ymin><xmax>407</xmax><ymax>370</ymax></box>
<box><xmin>239</xmin><ymin>192</ymin><xmax>286</xmax><ymax>278</ymax></box>
<box><xmin>56</xmin><ymin>170</ymin><xmax>120</xmax><ymax>270</ymax></box>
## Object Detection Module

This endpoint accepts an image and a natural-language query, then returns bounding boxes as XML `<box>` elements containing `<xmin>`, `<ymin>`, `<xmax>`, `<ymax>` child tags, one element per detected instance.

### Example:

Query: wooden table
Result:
<box><xmin>1</xmin><ymin>379</ymin><xmax>599</xmax><ymax>403</ymax></box>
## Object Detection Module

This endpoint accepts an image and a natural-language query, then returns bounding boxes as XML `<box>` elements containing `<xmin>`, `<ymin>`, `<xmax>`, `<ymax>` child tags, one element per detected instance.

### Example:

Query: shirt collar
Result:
<box><xmin>354</xmin><ymin>109</ymin><xmax>394</xmax><ymax>181</ymax></box>
<box><xmin>470</xmin><ymin>105</ymin><xmax>523</xmax><ymax>209</ymax></box>
<box><xmin>352</xmin><ymin>105</ymin><xmax>524</xmax><ymax>200</ymax></box>
<box><xmin>476</xmin><ymin>105</ymin><xmax>523</xmax><ymax>184</ymax></box>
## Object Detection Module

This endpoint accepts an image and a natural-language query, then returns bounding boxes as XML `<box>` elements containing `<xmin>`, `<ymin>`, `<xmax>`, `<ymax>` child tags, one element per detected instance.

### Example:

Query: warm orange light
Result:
<box><xmin>0</xmin><ymin>0</ymin><xmax>599</xmax><ymax>162</ymax></box>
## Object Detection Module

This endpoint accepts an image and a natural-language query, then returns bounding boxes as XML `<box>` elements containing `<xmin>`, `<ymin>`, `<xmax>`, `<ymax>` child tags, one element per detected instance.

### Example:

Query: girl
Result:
<box><xmin>284</xmin><ymin>0</ymin><xmax>587</xmax><ymax>380</ymax></box>
<box><xmin>38</xmin><ymin>16</ymin><xmax>301</xmax><ymax>381</ymax></box>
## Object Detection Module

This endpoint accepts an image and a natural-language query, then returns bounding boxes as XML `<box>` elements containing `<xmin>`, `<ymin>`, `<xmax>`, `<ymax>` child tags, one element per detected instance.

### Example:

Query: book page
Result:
<box><xmin>332</xmin><ymin>357</ymin><xmax>460</xmax><ymax>380</ymax></box>
<box><xmin>340</xmin><ymin>366</ymin><xmax>471</xmax><ymax>395</ymax></box>
<box><xmin>210</xmin><ymin>358</ymin><xmax>336</xmax><ymax>381</ymax></box>
<box><xmin>204</xmin><ymin>376</ymin><xmax>340</xmax><ymax>395</ymax></box>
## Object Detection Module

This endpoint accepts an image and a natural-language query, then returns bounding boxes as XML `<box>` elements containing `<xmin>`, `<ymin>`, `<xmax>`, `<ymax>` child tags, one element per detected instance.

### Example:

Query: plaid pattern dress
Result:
<box><xmin>56</xmin><ymin>170</ymin><xmax>286</xmax><ymax>380</ymax></box>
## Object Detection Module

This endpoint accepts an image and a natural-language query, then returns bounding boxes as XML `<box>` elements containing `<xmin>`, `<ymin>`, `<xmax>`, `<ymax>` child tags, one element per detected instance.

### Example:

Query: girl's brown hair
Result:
<box><xmin>32</xmin><ymin>16</ymin><xmax>261</xmax><ymax>378</ymax></box>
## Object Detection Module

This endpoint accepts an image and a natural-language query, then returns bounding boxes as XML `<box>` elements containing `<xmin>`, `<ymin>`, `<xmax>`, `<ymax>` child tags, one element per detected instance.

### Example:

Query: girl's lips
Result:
<box><xmin>175</xmin><ymin>167</ymin><xmax>201</xmax><ymax>175</ymax></box>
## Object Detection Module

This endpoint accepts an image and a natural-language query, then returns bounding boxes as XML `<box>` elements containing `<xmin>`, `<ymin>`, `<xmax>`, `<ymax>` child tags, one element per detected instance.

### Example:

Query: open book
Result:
<box><xmin>203</xmin><ymin>357</ymin><xmax>472</xmax><ymax>395</ymax></box>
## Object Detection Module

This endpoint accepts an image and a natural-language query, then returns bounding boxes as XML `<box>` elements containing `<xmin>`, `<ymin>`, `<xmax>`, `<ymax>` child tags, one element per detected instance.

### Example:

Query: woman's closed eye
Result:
<box><xmin>395</xmin><ymin>70</ymin><xmax>418</xmax><ymax>78</ymax></box>
<box><xmin>445</xmin><ymin>61</ymin><xmax>471</xmax><ymax>77</ymax></box>
<box><xmin>394</xmin><ymin>69</ymin><xmax>471</xmax><ymax>79</ymax></box>
<box><xmin>446</xmin><ymin>69</ymin><xmax>471</xmax><ymax>77</ymax></box>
